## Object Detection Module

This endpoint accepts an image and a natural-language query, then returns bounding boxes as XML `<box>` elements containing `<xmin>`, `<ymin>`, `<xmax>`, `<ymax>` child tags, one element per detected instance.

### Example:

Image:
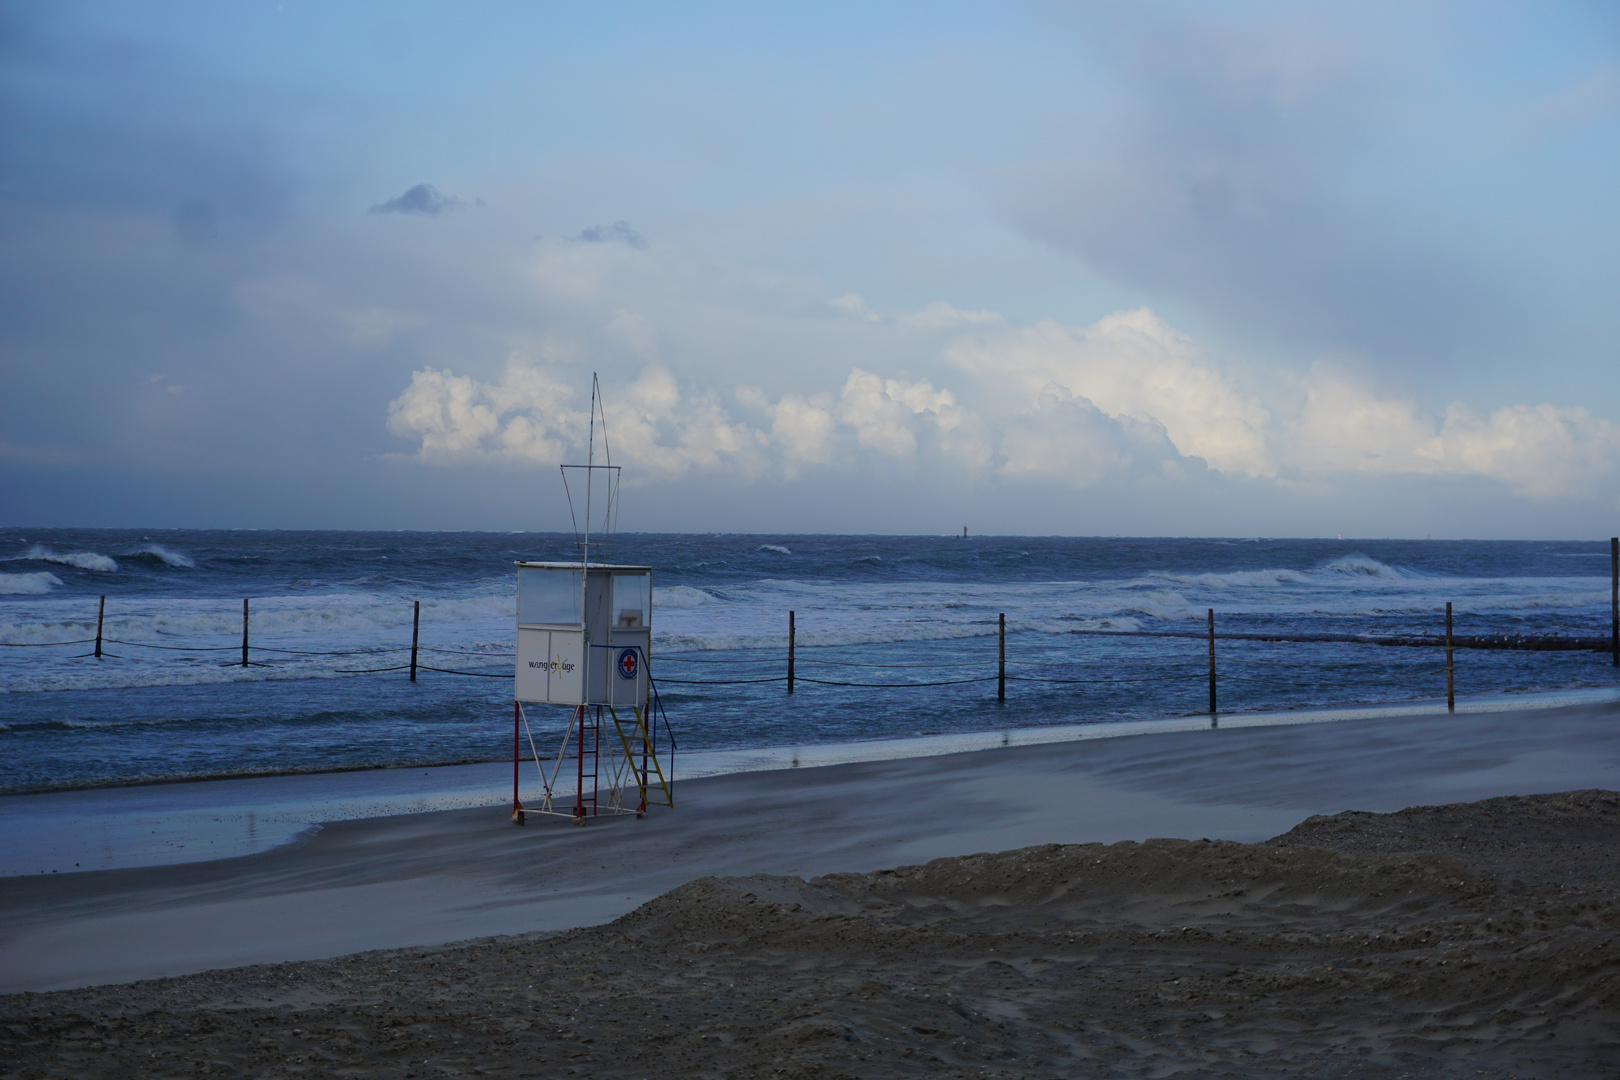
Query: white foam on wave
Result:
<box><xmin>657</xmin><ymin>619</ymin><xmax>1001</xmax><ymax>653</ymax></box>
<box><xmin>126</xmin><ymin>543</ymin><xmax>195</xmax><ymax>568</ymax></box>
<box><xmin>0</xmin><ymin>572</ymin><xmax>63</xmax><ymax>596</ymax></box>
<box><xmin>5</xmin><ymin>553</ymin><xmax>1612</xmax><ymax>693</ymax></box>
<box><xmin>115</xmin><ymin>592</ymin><xmax>517</xmax><ymax>642</ymax></box>
<box><xmin>1024</xmin><ymin>615</ymin><xmax>1145</xmax><ymax>634</ymax></box>
<box><xmin>757</xmin><ymin>544</ymin><xmax>791</xmax><ymax>555</ymax></box>
<box><xmin>1160</xmin><ymin>568</ymin><xmax>1311</xmax><ymax>588</ymax></box>
<box><xmin>0</xmin><ymin>658</ymin><xmax>395</xmax><ymax>696</ymax></box>
<box><xmin>1154</xmin><ymin>555</ymin><xmax>1410</xmax><ymax>590</ymax></box>
<box><xmin>1321</xmin><ymin>553</ymin><xmax>1408</xmax><ymax>579</ymax></box>
<box><xmin>655</xmin><ymin>585</ymin><xmax>718</xmax><ymax>608</ymax></box>
<box><xmin>0</xmin><ymin>589</ymin><xmax>519</xmax><ymax>671</ymax></box>
<box><xmin>12</xmin><ymin>545</ymin><xmax>117</xmax><ymax>572</ymax></box>
<box><xmin>1119</xmin><ymin>589</ymin><xmax>1205</xmax><ymax>621</ymax></box>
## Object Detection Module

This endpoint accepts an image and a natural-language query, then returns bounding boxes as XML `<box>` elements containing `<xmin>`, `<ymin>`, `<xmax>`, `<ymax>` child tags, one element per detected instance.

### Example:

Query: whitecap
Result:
<box><xmin>1159</xmin><ymin>568</ymin><xmax>1310</xmax><ymax>588</ymax></box>
<box><xmin>0</xmin><ymin>571</ymin><xmax>63</xmax><ymax>595</ymax></box>
<box><xmin>126</xmin><ymin>543</ymin><xmax>195</xmax><ymax>568</ymax></box>
<box><xmin>15</xmin><ymin>544</ymin><xmax>118</xmax><ymax>572</ymax></box>
<box><xmin>655</xmin><ymin>585</ymin><xmax>718</xmax><ymax>609</ymax></box>
<box><xmin>1320</xmin><ymin>554</ymin><xmax>1408</xmax><ymax>579</ymax></box>
<box><xmin>757</xmin><ymin>544</ymin><xmax>791</xmax><ymax>555</ymax></box>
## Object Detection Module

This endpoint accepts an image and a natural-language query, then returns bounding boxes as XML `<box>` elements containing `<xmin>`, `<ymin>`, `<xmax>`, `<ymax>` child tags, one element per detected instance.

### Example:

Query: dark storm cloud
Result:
<box><xmin>576</xmin><ymin>220</ymin><xmax>646</xmax><ymax>248</ymax></box>
<box><xmin>369</xmin><ymin>184</ymin><xmax>462</xmax><ymax>216</ymax></box>
<box><xmin>1008</xmin><ymin>159</ymin><xmax>1511</xmax><ymax>365</ymax></box>
<box><xmin>0</xmin><ymin>9</ymin><xmax>301</xmax><ymax>482</ymax></box>
<box><xmin>173</xmin><ymin>198</ymin><xmax>218</xmax><ymax>244</ymax></box>
<box><xmin>1003</xmin><ymin>6</ymin><xmax>1518</xmax><ymax>367</ymax></box>
<box><xmin>0</xmin><ymin>10</ymin><xmax>290</xmax><ymax>228</ymax></box>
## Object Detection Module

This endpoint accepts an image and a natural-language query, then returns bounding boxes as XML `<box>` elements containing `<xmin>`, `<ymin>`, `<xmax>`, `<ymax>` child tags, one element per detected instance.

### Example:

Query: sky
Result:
<box><xmin>2</xmin><ymin>1</ymin><xmax>1618</xmax><ymax>537</ymax></box>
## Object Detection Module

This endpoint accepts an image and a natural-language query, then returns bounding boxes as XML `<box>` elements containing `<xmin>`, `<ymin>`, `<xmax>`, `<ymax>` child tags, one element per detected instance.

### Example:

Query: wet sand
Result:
<box><xmin>2</xmin><ymin>700</ymin><xmax>1620</xmax><ymax>1075</ymax></box>
<box><xmin>3</xmin><ymin>699</ymin><xmax>1620</xmax><ymax>994</ymax></box>
<box><xmin>3</xmin><ymin>788</ymin><xmax>1618</xmax><ymax>1077</ymax></box>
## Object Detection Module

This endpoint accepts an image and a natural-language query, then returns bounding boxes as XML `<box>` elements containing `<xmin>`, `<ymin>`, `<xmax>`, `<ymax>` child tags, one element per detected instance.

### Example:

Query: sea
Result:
<box><xmin>2</xmin><ymin>529</ymin><xmax>1616</xmax><ymax>795</ymax></box>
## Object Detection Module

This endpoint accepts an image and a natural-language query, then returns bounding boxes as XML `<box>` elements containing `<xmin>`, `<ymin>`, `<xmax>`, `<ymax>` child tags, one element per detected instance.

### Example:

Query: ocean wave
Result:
<box><xmin>757</xmin><ymin>544</ymin><xmax>791</xmax><ymax>555</ymax></box>
<box><xmin>12</xmin><ymin>544</ymin><xmax>118</xmax><ymax>572</ymax></box>
<box><xmin>0</xmin><ymin>572</ymin><xmax>64</xmax><ymax>596</ymax></box>
<box><xmin>1152</xmin><ymin>555</ymin><xmax>1412</xmax><ymax>589</ymax></box>
<box><xmin>0</xmin><ymin>591</ymin><xmax>517</xmax><ymax>650</ymax></box>
<box><xmin>1320</xmin><ymin>553</ymin><xmax>1409</xmax><ymax>579</ymax></box>
<box><xmin>0</xmin><ymin>658</ymin><xmax>447</xmax><ymax>695</ymax></box>
<box><xmin>655</xmin><ymin>621</ymin><xmax>1003</xmax><ymax>652</ymax></box>
<box><xmin>1021</xmin><ymin>616</ymin><xmax>1146</xmax><ymax>634</ymax></box>
<box><xmin>124</xmin><ymin>543</ymin><xmax>195</xmax><ymax>568</ymax></box>
<box><xmin>655</xmin><ymin>585</ymin><xmax>718</xmax><ymax>608</ymax></box>
<box><xmin>1117</xmin><ymin>590</ymin><xmax>1205</xmax><ymax>621</ymax></box>
<box><xmin>1159</xmin><ymin>568</ymin><xmax>1311</xmax><ymax>588</ymax></box>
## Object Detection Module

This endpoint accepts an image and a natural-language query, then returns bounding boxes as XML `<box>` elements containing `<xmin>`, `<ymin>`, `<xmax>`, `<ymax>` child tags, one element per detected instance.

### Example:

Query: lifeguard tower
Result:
<box><xmin>509</xmin><ymin>376</ymin><xmax>673</xmax><ymax>825</ymax></box>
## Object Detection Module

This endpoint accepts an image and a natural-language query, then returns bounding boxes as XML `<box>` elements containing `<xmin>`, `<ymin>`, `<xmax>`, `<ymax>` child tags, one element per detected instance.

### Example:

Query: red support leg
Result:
<box><xmin>573</xmin><ymin>705</ymin><xmax>587</xmax><ymax>824</ymax></box>
<box><xmin>511</xmin><ymin>701</ymin><xmax>524</xmax><ymax>825</ymax></box>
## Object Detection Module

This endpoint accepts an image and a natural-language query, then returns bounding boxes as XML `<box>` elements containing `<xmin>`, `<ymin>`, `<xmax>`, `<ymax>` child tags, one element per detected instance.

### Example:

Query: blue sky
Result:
<box><xmin>2</xmin><ymin>1</ymin><xmax>1618</xmax><ymax>536</ymax></box>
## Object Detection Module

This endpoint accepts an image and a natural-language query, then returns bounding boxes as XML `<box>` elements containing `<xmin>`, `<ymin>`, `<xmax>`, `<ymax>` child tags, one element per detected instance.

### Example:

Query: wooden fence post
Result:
<box><xmin>241</xmin><ymin>599</ymin><xmax>249</xmax><ymax>668</ymax></box>
<box><xmin>410</xmin><ymin>600</ymin><xmax>420</xmax><ymax>682</ymax></box>
<box><xmin>1446</xmin><ymin>602</ymin><xmax>1455</xmax><ymax>712</ymax></box>
<box><xmin>998</xmin><ymin>613</ymin><xmax>1006</xmax><ymax>701</ymax></box>
<box><xmin>1610</xmin><ymin>538</ymin><xmax>1617</xmax><ymax>668</ymax></box>
<box><xmin>1207</xmin><ymin>609</ymin><xmax>1217</xmax><ymax>718</ymax></box>
<box><xmin>95</xmin><ymin>595</ymin><xmax>105</xmax><ymax>659</ymax></box>
<box><xmin>787</xmin><ymin>610</ymin><xmax>795</xmax><ymax>694</ymax></box>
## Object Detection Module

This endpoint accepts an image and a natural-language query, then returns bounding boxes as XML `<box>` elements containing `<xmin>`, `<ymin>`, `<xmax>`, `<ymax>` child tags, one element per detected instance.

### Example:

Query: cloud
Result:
<box><xmin>386</xmin><ymin>357</ymin><xmax>584</xmax><ymax>464</ymax></box>
<box><xmin>1284</xmin><ymin>365</ymin><xmax>1620</xmax><ymax>498</ymax></box>
<box><xmin>577</xmin><ymin>220</ymin><xmax>646</xmax><ymax>248</ymax></box>
<box><xmin>837</xmin><ymin>369</ymin><xmax>989</xmax><ymax>470</ymax></box>
<box><xmin>385</xmin><ymin>296</ymin><xmax>1620</xmax><ymax>506</ymax></box>
<box><xmin>231</xmin><ymin>276</ymin><xmax>424</xmax><ymax>346</ymax></box>
<box><xmin>369</xmin><ymin>184</ymin><xmax>463</xmax><ymax>216</ymax></box>
<box><xmin>897</xmin><ymin>301</ymin><xmax>1005</xmax><ymax>331</ymax></box>
<box><xmin>735</xmin><ymin>388</ymin><xmax>837</xmax><ymax>473</ymax></box>
<box><xmin>1001</xmin><ymin>6</ymin><xmax>1513</xmax><ymax>367</ymax></box>
<box><xmin>385</xmin><ymin>360</ymin><xmax>766</xmax><ymax>480</ymax></box>
<box><xmin>998</xmin><ymin>386</ymin><xmax>1180</xmax><ymax>488</ymax></box>
<box><xmin>944</xmin><ymin>308</ymin><xmax>1273</xmax><ymax>478</ymax></box>
<box><xmin>829</xmin><ymin>294</ymin><xmax>881</xmax><ymax>322</ymax></box>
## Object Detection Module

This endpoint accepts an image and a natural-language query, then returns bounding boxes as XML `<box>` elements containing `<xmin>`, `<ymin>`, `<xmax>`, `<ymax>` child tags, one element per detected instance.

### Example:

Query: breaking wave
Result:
<box><xmin>757</xmin><ymin>544</ymin><xmax>791</xmax><ymax>555</ymax></box>
<box><xmin>12</xmin><ymin>545</ymin><xmax>118</xmax><ymax>572</ymax></box>
<box><xmin>1157</xmin><ymin>554</ymin><xmax>1410</xmax><ymax>590</ymax></box>
<box><xmin>0</xmin><ymin>572</ymin><xmax>63</xmax><ymax>596</ymax></box>
<box><xmin>1320</xmin><ymin>554</ymin><xmax>1410</xmax><ymax>579</ymax></box>
<box><xmin>655</xmin><ymin>585</ymin><xmax>718</xmax><ymax>609</ymax></box>
<box><xmin>125</xmin><ymin>543</ymin><xmax>195</xmax><ymax>568</ymax></box>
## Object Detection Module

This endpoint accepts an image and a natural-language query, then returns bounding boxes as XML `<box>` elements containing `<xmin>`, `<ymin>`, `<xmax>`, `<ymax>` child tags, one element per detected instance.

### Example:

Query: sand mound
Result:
<box><xmin>623</xmin><ymin>839</ymin><xmax>1483</xmax><ymax>947</ymax></box>
<box><xmin>5</xmin><ymin>790</ymin><xmax>1619</xmax><ymax>1078</ymax></box>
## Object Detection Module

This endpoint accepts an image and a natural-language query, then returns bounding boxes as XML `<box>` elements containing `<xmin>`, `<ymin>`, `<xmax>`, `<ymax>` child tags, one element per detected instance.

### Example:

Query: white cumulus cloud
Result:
<box><xmin>384</xmin><ymin>277</ymin><xmax>1620</xmax><ymax>507</ymax></box>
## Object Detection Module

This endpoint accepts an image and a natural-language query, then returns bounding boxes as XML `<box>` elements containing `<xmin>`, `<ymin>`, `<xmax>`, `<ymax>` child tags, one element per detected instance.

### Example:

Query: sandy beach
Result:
<box><xmin>3</xmin><ymin>699</ymin><xmax>1620</xmax><ymax>1075</ymax></box>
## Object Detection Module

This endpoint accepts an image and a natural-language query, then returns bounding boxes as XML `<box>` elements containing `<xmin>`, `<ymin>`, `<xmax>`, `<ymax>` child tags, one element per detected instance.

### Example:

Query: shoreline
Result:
<box><xmin>3</xmin><ymin>684</ymin><xmax>1616</xmax><ymax>878</ymax></box>
<box><xmin>2</xmin><ymin>694</ymin><xmax>1619</xmax><ymax>992</ymax></box>
<box><xmin>10</xmin><ymin>682</ymin><xmax>1614</xmax><ymax>800</ymax></box>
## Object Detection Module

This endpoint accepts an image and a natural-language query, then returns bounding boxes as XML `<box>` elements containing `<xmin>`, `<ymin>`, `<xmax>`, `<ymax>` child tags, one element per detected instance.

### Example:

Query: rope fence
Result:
<box><xmin>6</xmin><ymin>578</ymin><xmax>1620</xmax><ymax>718</ymax></box>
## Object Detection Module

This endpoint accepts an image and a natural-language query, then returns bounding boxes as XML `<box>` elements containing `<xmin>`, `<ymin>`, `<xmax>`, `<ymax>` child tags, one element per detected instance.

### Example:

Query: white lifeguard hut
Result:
<box><xmin>509</xmin><ymin>376</ymin><xmax>673</xmax><ymax>825</ymax></box>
